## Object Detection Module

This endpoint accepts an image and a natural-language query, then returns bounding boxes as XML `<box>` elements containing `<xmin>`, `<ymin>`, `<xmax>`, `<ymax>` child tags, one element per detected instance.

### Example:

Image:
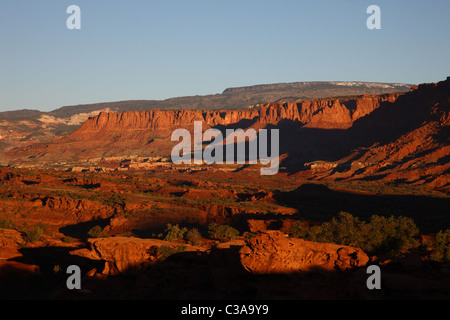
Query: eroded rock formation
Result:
<box><xmin>239</xmin><ymin>231</ymin><xmax>369</xmax><ymax>274</ymax></box>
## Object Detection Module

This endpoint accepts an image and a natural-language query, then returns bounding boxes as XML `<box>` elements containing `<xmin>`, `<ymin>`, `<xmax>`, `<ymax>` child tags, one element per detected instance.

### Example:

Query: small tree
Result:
<box><xmin>0</xmin><ymin>218</ymin><xmax>14</xmax><ymax>230</ymax></box>
<box><xmin>157</xmin><ymin>245</ymin><xmax>186</xmax><ymax>261</ymax></box>
<box><xmin>314</xmin><ymin>212</ymin><xmax>365</xmax><ymax>246</ymax></box>
<box><xmin>163</xmin><ymin>224</ymin><xmax>187</xmax><ymax>242</ymax></box>
<box><xmin>87</xmin><ymin>225</ymin><xmax>108</xmax><ymax>238</ymax></box>
<box><xmin>365</xmin><ymin>215</ymin><xmax>419</xmax><ymax>255</ymax></box>
<box><xmin>289</xmin><ymin>220</ymin><xmax>310</xmax><ymax>239</ymax></box>
<box><xmin>430</xmin><ymin>229</ymin><xmax>450</xmax><ymax>263</ymax></box>
<box><xmin>208</xmin><ymin>223</ymin><xmax>239</xmax><ymax>241</ymax></box>
<box><xmin>185</xmin><ymin>228</ymin><xmax>202</xmax><ymax>245</ymax></box>
<box><xmin>24</xmin><ymin>225</ymin><xmax>44</xmax><ymax>243</ymax></box>
<box><xmin>288</xmin><ymin>212</ymin><xmax>420</xmax><ymax>256</ymax></box>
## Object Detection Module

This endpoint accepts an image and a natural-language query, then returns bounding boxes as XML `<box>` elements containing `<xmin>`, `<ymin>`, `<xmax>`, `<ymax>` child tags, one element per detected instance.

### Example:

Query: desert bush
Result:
<box><xmin>34</xmin><ymin>222</ymin><xmax>48</xmax><ymax>234</ymax></box>
<box><xmin>363</xmin><ymin>215</ymin><xmax>419</xmax><ymax>254</ymax></box>
<box><xmin>62</xmin><ymin>236</ymin><xmax>75</xmax><ymax>243</ymax></box>
<box><xmin>289</xmin><ymin>220</ymin><xmax>310</xmax><ymax>239</ymax></box>
<box><xmin>430</xmin><ymin>229</ymin><xmax>450</xmax><ymax>263</ymax></box>
<box><xmin>163</xmin><ymin>224</ymin><xmax>187</xmax><ymax>242</ymax></box>
<box><xmin>208</xmin><ymin>223</ymin><xmax>239</xmax><ymax>241</ymax></box>
<box><xmin>185</xmin><ymin>228</ymin><xmax>202</xmax><ymax>245</ymax></box>
<box><xmin>289</xmin><ymin>212</ymin><xmax>419</xmax><ymax>256</ymax></box>
<box><xmin>87</xmin><ymin>225</ymin><xmax>108</xmax><ymax>238</ymax></box>
<box><xmin>309</xmin><ymin>212</ymin><xmax>366</xmax><ymax>246</ymax></box>
<box><xmin>104</xmin><ymin>194</ymin><xmax>126</xmax><ymax>207</ymax></box>
<box><xmin>157</xmin><ymin>245</ymin><xmax>186</xmax><ymax>261</ymax></box>
<box><xmin>243</xmin><ymin>232</ymin><xmax>258</xmax><ymax>239</ymax></box>
<box><xmin>24</xmin><ymin>225</ymin><xmax>44</xmax><ymax>243</ymax></box>
<box><xmin>118</xmin><ymin>231</ymin><xmax>135</xmax><ymax>237</ymax></box>
<box><xmin>0</xmin><ymin>218</ymin><xmax>14</xmax><ymax>230</ymax></box>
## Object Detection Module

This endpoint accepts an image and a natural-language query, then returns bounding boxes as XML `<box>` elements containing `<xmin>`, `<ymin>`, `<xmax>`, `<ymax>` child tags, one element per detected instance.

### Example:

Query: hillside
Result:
<box><xmin>0</xmin><ymin>81</ymin><xmax>412</xmax><ymax>157</ymax></box>
<box><xmin>5</xmin><ymin>93</ymin><xmax>401</xmax><ymax>168</ymax></box>
<box><xmin>0</xmin><ymin>78</ymin><xmax>449</xmax><ymax>301</ymax></box>
<box><xmin>4</xmin><ymin>77</ymin><xmax>449</xmax><ymax>194</ymax></box>
<box><xmin>49</xmin><ymin>81</ymin><xmax>412</xmax><ymax>118</ymax></box>
<box><xmin>294</xmin><ymin>78</ymin><xmax>450</xmax><ymax>193</ymax></box>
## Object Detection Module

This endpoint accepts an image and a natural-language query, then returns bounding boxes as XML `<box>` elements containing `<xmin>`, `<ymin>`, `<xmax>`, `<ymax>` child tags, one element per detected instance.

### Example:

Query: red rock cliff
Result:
<box><xmin>71</xmin><ymin>93</ymin><xmax>402</xmax><ymax>138</ymax></box>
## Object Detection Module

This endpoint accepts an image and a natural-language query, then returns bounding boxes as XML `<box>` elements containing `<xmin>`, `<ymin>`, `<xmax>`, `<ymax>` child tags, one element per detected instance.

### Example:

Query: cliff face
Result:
<box><xmin>72</xmin><ymin>109</ymin><xmax>260</xmax><ymax>136</ymax></box>
<box><xmin>71</xmin><ymin>93</ymin><xmax>401</xmax><ymax>138</ymax></box>
<box><xmin>6</xmin><ymin>77</ymin><xmax>449</xmax><ymax>191</ymax></box>
<box><xmin>300</xmin><ymin>77</ymin><xmax>450</xmax><ymax>191</ymax></box>
<box><xmin>258</xmin><ymin>93</ymin><xmax>399</xmax><ymax>128</ymax></box>
<box><xmin>3</xmin><ymin>92</ymin><xmax>407</xmax><ymax>166</ymax></box>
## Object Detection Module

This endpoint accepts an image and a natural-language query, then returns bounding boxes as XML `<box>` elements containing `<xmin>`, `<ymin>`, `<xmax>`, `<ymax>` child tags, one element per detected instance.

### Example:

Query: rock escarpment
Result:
<box><xmin>5</xmin><ymin>77</ymin><xmax>449</xmax><ymax>192</ymax></box>
<box><xmin>71</xmin><ymin>93</ymin><xmax>399</xmax><ymax>137</ymax></box>
<box><xmin>6</xmin><ymin>93</ymin><xmax>401</xmax><ymax>165</ymax></box>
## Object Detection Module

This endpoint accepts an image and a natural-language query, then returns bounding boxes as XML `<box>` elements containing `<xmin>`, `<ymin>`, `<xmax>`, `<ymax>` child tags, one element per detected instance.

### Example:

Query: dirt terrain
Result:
<box><xmin>5</xmin><ymin>78</ymin><xmax>449</xmax><ymax>194</ymax></box>
<box><xmin>0</xmin><ymin>164</ymin><xmax>449</xmax><ymax>299</ymax></box>
<box><xmin>0</xmin><ymin>77</ymin><xmax>449</xmax><ymax>300</ymax></box>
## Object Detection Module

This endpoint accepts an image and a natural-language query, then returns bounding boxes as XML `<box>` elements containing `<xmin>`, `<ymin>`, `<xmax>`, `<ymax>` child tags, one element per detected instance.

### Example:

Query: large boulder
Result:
<box><xmin>239</xmin><ymin>231</ymin><xmax>369</xmax><ymax>274</ymax></box>
<box><xmin>0</xmin><ymin>228</ymin><xmax>25</xmax><ymax>260</ymax></box>
<box><xmin>70</xmin><ymin>236</ymin><xmax>205</xmax><ymax>275</ymax></box>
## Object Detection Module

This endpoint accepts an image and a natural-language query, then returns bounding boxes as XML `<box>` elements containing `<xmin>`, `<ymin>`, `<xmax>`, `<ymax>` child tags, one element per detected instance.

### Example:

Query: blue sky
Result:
<box><xmin>1</xmin><ymin>0</ymin><xmax>449</xmax><ymax>112</ymax></box>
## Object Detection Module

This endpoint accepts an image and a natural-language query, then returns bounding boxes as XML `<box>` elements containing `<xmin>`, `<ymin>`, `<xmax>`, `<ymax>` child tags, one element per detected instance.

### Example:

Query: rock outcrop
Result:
<box><xmin>70</xmin><ymin>236</ymin><xmax>205</xmax><ymax>275</ymax></box>
<box><xmin>239</xmin><ymin>231</ymin><xmax>369</xmax><ymax>274</ymax></box>
<box><xmin>69</xmin><ymin>231</ymin><xmax>369</xmax><ymax>283</ymax></box>
<box><xmin>4</xmin><ymin>77</ymin><xmax>449</xmax><ymax>193</ymax></box>
<box><xmin>305</xmin><ymin>77</ymin><xmax>450</xmax><ymax>191</ymax></box>
<box><xmin>5</xmin><ymin>92</ymin><xmax>403</xmax><ymax>166</ymax></box>
<box><xmin>70</xmin><ymin>93</ymin><xmax>400</xmax><ymax>137</ymax></box>
<box><xmin>0</xmin><ymin>228</ymin><xmax>25</xmax><ymax>260</ymax></box>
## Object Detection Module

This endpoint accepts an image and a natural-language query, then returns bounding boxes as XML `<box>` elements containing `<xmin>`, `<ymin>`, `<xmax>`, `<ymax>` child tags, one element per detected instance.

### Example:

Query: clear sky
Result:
<box><xmin>1</xmin><ymin>0</ymin><xmax>449</xmax><ymax>112</ymax></box>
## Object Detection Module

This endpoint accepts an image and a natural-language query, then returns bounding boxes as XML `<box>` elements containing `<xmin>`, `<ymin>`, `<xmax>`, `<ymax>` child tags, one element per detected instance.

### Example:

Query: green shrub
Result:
<box><xmin>118</xmin><ymin>231</ymin><xmax>135</xmax><ymax>237</ymax></box>
<box><xmin>163</xmin><ymin>224</ymin><xmax>187</xmax><ymax>242</ymax></box>
<box><xmin>289</xmin><ymin>212</ymin><xmax>419</xmax><ymax>256</ymax></box>
<box><xmin>185</xmin><ymin>228</ymin><xmax>202</xmax><ymax>245</ymax></box>
<box><xmin>289</xmin><ymin>221</ymin><xmax>310</xmax><ymax>239</ymax></box>
<box><xmin>291</xmin><ymin>212</ymin><xmax>366</xmax><ymax>246</ymax></box>
<box><xmin>430</xmin><ymin>229</ymin><xmax>450</xmax><ymax>263</ymax></box>
<box><xmin>24</xmin><ymin>225</ymin><xmax>44</xmax><ymax>243</ymax></box>
<box><xmin>62</xmin><ymin>236</ymin><xmax>75</xmax><ymax>243</ymax></box>
<box><xmin>0</xmin><ymin>218</ymin><xmax>14</xmax><ymax>230</ymax></box>
<box><xmin>243</xmin><ymin>232</ymin><xmax>258</xmax><ymax>239</ymax></box>
<box><xmin>208</xmin><ymin>223</ymin><xmax>239</xmax><ymax>241</ymax></box>
<box><xmin>104</xmin><ymin>194</ymin><xmax>126</xmax><ymax>207</ymax></box>
<box><xmin>364</xmin><ymin>215</ymin><xmax>419</xmax><ymax>254</ymax></box>
<box><xmin>87</xmin><ymin>225</ymin><xmax>108</xmax><ymax>238</ymax></box>
<box><xmin>157</xmin><ymin>245</ymin><xmax>186</xmax><ymax>261</ymax></box>
<box><xmin>34</xmin><ymin>222</ymin><xmax>48</xmax><ymax>234</ymax></box>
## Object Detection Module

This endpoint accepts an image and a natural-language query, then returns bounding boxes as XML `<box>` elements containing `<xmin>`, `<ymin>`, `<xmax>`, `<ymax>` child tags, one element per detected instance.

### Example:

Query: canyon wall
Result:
<box><xmin>71</xmin><ymin>93</ymin><xmax>402</xmax><ymax>138</ymax></box>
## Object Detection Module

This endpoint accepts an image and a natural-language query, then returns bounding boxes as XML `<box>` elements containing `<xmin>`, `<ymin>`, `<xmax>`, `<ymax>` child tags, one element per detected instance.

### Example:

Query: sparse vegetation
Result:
<box><xmin>157</xmin><ymin>245</ymin><xmax>186</xmax><ymax>261</ymax></box>
<box><xmin>163</xmin><ymin>223</ymin><xmax>187</xmax><ymax>242</ymax></box>
<box><xmin>61</xmin><ymin>236</ymin><xmax>75</xmax><ymax>243</ymax></box>
<box><xmin>289</xmin><ymin>220</ymin><xmax>310</xmax><ymax>239</ymax></box>
<box><xmin>23</xmin><ymin>225</ymin><xmax>44</xmax><ymax>243</ymax></box>
<box><xmin>0</xmin><ymin>218</ymin><xmax>15</xmax><ymax>230</ymax></box>
<box><xmin>289</xmin><ymin>212</ymin><xmax>420</xmax><ymax>256</ymax></box>
<box><xmin>185</xmin><ymin>228</ymin><xmax>202</xmax><ymax>245</ymax></box>
<box><xmin>429</xmin><ymin>229</ymin><xmax>450</xmax><ymax>264</ymax></box>
<box><xmin>208</xmin><ymin>223</ymin><xmax>240</xmax><ymax>242</ymax></box>
<box><xmin>104</xmin><ymin>193</ymin><xmax>126</xmax><ymax>207</ymax></box>
<box><xmin>87</xmin><ymin>225</ymin><xmax>109</xmax><ymax>238</ymax></box>
<box><xmin>243</xmin><ymin>232</ymin><xmax>258</xmax><ymax>239</ymax></box>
